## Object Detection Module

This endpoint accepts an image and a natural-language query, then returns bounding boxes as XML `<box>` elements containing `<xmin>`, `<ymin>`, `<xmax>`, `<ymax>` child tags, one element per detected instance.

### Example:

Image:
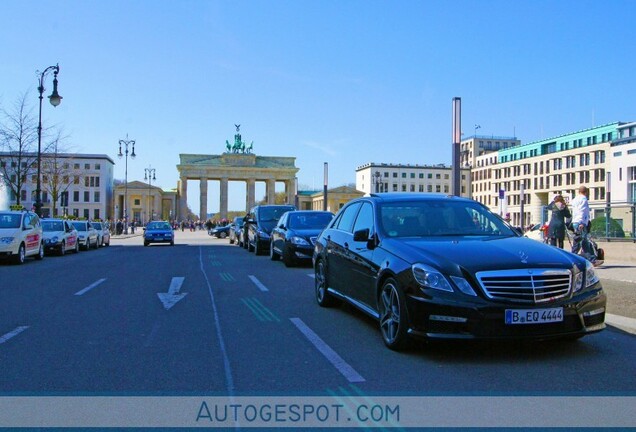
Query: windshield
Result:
<box><xmin>379</xmin><ymin>200</ymin><xmax>517</xmax><ymax>238</ymax></box>
<box><xmin>0</xmin><ymin>214</ymin><xmax>21</xmax><ymax>229</ymax></box>
<box><xmin>258</xmin><ymin>206</ymin><xmax>295</xmax><ymax>222</ymax></box>
<box><xmin>147</xmin><ymin>222</ymin><xmax>171</xmax><ymax>230</ymax></box>
<box><xmin>42</xmin><ymin>221</ymin><xmax>64</xmax><ymax>232</ymax></box>
<box><xmin>71</xmin><ymin>222</ymin><xmax>87</xmax><ymax>232</ymax></box>
<box><xmin>92</xmin><ymin>222</ymin><xmax>103</xmax><ymax>230</ymax></box>
<box><xmin>288</xmin><ymin>212</ymin><xmax>333</xmax><ymax>230</ymax></box>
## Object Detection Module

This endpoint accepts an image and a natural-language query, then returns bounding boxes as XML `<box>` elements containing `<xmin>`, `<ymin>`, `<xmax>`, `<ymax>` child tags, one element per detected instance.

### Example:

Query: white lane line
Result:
<box><xmin>0</xmin><ymin>326</ymin><xmax>29</xmax><ymax>345</ymax></box>
<box><xmin>307</xmin><ymin>273</ymin><xmax>315</xmax><ymax>279</ymax></box>
<box><xmin>290</xmin><ymin>317</ymin><xmax>365</xmax><ymax>383</ymax></box>
<box><xmin>199</xmin><ymin>247</ymin><xmax>235</xmax><ymax>394</ymax></box>
<box><xmin>74</xmin><ymin>278</ymin><xmax>107</xmax><ymax>296</ymax></box>
<box><xmin>248</xmin><ymin>275</ymin><xmax>269</xmax><ymax>292</ymax></box>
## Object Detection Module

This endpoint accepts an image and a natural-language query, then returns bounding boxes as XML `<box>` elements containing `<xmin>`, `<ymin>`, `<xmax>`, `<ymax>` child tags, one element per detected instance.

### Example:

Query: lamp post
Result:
<box><xmin>118</xmin><ymin>135</ymin><xmax>136</xmax><ymax>233</ymax></box>
<box><xmin>144</xmin><ymin>166</ymin><xmax>156</xmax><ymax>223</ymax></box>
<box><xmin>35</xmin><ymin>64</ymin><xmax>62</xmax><ymax>217</ymax></box>
<box><xmin>323</xmin><ymin>162</ymin><xmax>328</xmax><ymax>211</ymax></box>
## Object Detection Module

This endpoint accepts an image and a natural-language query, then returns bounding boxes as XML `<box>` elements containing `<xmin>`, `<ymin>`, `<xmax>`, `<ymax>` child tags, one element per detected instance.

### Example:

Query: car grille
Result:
<box><xmin>476</xmin><ymin>268</ymin><xmax>572</xmax><ymax>304</ymax></box>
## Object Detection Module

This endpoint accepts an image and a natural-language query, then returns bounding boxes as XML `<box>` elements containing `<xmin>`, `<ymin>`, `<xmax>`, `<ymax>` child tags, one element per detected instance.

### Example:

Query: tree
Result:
<box><xmin>40</xmin><ymin>130</ymin><xmax>82</xmax><ymax>217</ymax></box>
<box><xmin>257</xmin><ymin>191</ymin><xmax>288</xmax><ymax>205</ymax></box>
<box><xmin>0</xmin><ymin>93</ymin><xmax>39</xmax><ymax>205</ymax></box>
<box><xmin>591</xmin><ymin>217</ymin><xmax>625</xmax><ymax>238</ymax></box>
<box><xmin>0</xmin><ymin>91</ymin><xmax>59</xmax><ymax>207</ymax></box>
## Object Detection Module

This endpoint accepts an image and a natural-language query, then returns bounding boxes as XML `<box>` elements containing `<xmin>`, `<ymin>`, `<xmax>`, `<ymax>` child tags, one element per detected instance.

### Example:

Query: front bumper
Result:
<box><xmin>405</xmin><ymin>284</ymin><xmax>606</xmax><ymax>341</ymax></box>
<box><xmin>288</xmin><ymin>243</ymin><xmax>314</xmax><ymax>260</ymax></box>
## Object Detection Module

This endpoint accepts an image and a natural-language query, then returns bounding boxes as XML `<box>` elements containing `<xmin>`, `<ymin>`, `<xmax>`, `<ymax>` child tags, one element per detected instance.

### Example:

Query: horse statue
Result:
<box><xmin>225</xmin><ymin>140</ymin><xmax>231</xmax><ymax>153</ymax></box>
<box><xmin>245</xmin><ymin>141</ymin><xmax>253</xmax><ymax>154</ymax></box>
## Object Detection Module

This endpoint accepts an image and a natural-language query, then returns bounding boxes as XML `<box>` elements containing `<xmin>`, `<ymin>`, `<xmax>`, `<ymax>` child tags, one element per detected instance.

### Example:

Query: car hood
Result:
<box><xmin>0</xmin><ymin>228</ymin><xmax>20</xmax><ymax>237</ymax></box>
<box><xmin>381</xmin><ymin>235</ymin><xmax>583</xmax><ymax>274</ymax></box>
<box><xmin>43</xmin><ymin>230</ymin><xmax>65</xmax><ymax>239</ymax></box>
<box><xmin>290</xmin><ymin>228</ymin><xmax>324</xmax><ymax>237</ymax></box>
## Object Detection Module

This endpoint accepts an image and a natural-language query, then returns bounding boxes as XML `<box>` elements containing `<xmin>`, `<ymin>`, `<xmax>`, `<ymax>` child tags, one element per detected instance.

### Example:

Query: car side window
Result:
<box><xmin>23</xmin><ymin>214</ymin><xmax>31</xmax><ymax>229</ymax></box>
<box><xmin>335</xmin><ymin>202</ymin><xmax>362</xmax><ymax>233</ymax></box>
<box><xmin>352</xmin><ymin>202</ymin><xmax>374</xmax><ymax>237</ymax></box>
<box><xmin>278</xmin><ymin>213</ymin><xmax>287</xmax><ymax>228</ymax></box>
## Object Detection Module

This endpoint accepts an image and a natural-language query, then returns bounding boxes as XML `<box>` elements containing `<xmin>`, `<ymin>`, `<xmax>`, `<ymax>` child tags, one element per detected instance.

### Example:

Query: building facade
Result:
<box><xmin>356</xmin><ymin>162</ymin><xmax>470</xmax><ymax>196</ymax></box>
<box><xmin>114</xmin><ymin>182</ymin><xmax>177</xmax><ymax>224</ymax></box>
<box><xmin>460</xmin><ymin>135</ymin><xmax>520</xmax><ymax>168</ymax></box>
<box><xmin>471</xmin><ymin>122</ymin><xmax>635</xmax><ymax>235</ymax></box>
<box><xmin>0</xmin><ymin>152</ymin><xmax>115</xmax><ymax>220</ymax></box>
<box><xmin>296</xmin><ymin>186</ymin><xmax>364</xmax><ymax>212</ymax></box>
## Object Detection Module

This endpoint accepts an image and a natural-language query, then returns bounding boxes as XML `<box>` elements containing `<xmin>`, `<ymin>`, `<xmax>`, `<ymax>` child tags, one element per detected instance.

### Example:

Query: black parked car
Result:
<box><xmin>270</xmin><ymin>210</ymin><xmax>334</xmax><ymax>267</ymax></box>
<box><xmin>208</xmin><ymin>224</ymin><xmax>231</xmax><ymax>238</ymax></box>
<box><xmin>313</xmin><ymin>193</ymin><xmax>606</xmax><ymax>351</ymax></box>
<box><xmin>229</xmin><ymin>216</ymin><xmax>244</xmax><ymax>245</ymax></box>
<box><xmin>244</xmin><ymin>205</ymin><xmax>296</xmax><ymax>255</ymax></box>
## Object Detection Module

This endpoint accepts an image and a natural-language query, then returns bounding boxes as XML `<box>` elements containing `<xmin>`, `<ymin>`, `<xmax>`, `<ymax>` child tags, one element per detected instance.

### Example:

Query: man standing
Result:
<box><xmin>570</xmin><ymin>185</ymin><xmax>592</xmax><ymax>258</ymax></box>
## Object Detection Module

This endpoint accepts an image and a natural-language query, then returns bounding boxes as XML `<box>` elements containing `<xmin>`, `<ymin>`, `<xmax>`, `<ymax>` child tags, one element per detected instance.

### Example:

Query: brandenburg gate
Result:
<box><xmin>176</xmin><ymin>126</ymin><xmax>299</xmax><ymax>221</ymax></box>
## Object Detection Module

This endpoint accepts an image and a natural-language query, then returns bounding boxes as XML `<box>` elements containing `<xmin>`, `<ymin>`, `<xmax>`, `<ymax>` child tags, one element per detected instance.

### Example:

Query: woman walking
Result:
<box><xmin>547</xmin><ymin>195</ymin><xmax>571</xmax><ymax>248</ymax></box>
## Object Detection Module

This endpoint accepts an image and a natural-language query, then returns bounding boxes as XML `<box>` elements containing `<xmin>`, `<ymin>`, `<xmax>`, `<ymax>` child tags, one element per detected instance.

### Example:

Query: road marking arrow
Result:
<box><xmin>157</xmin><ymin>277</ymin><xmax>187</xmax><ymax>310</ymax></box>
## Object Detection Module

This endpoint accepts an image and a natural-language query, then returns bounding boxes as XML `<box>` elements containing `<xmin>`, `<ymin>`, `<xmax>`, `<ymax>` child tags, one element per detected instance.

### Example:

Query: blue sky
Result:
<box><xmin>2</xmin><ymin>0</ymin><xmax>635</xmax><ymax>214</ymax></box>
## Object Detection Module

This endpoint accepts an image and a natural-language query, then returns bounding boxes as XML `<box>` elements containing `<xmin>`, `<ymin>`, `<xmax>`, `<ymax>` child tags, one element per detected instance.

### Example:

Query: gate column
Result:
<box><xmin>247</xmin><ymin>178</ymin><xmax>256</xmax><ymax>211</ymax></box>
<box><xmin>220</xmin><ymin>177</ymin><xmax>229</xmax><ymax>220</ymax></box>
<box><xmin>266</xmin><ymin>179</ymin><xmax>276</xmax><ymax>204</ymax></box>
<box><xmin>199</xmin><ymin>178</ymin><xmax>208</xmax><ymax>221</ymax></box>
<box><xmin>178</xmin><ymin>176</ymin><xmax>188</xmax><ymax>221</ymax></box>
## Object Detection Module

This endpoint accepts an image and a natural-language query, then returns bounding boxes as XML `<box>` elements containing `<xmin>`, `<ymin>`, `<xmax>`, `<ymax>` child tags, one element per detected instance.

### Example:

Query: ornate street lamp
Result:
<box><xmin>118</xmin><ymin>135</ymin><xmax>136</xmax><ymax>233</ymax></box>
<box><xmin>144</xmin><ymin>166</ymin><xmax>156</xmax><ymax>223</ymax></box>
<box><xmin>35</xmin><ymin>64</ymin><xmax>62</xmax><ymax>217</ymax></box>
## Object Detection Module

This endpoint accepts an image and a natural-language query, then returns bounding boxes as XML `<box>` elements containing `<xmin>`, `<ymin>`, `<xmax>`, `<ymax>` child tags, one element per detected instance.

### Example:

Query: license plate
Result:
<box><xmin>155</xmin><ymin>236</ymin><xmax>163</xmax><ymax>240</ymax></box>
<box><xmin>505</xmin><ymin>308</ymin><xmax>563</xmax><ymax>324</ymax></box>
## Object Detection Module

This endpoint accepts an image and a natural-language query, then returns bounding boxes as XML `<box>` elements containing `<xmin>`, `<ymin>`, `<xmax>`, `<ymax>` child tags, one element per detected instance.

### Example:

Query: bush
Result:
<box><xmin>590</xmin><ymin>217</ymin><xmax>625</xmax><ymax>238</ymax></box>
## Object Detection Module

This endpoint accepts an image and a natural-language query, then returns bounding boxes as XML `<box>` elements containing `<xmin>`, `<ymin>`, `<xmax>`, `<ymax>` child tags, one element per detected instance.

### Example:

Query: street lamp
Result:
<box><xmin>35</xmin><ymin>64</ymin><xmax>62</xmax><ymax>217</ymax></box>
<box><xmin>144</xmin><ymin>166</ymin><xmax>156</xmax><ymax>223</ymax></box>
<box><xmin>118</xmin><ymin>135</ymin><xmax>136</xmax><ymax>233</ymax></box>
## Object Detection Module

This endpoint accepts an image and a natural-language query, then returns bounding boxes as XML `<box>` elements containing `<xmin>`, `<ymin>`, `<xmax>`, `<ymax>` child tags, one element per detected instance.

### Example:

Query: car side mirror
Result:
<box><xmin>353</xmin><ymin>228</ymin><xmax>370</xmax><ymax>242</ymax></box>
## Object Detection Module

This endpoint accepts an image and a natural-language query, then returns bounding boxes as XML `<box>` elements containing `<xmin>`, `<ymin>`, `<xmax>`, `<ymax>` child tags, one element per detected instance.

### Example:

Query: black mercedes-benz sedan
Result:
<box><xmin>312</xmin><ymin>193</ymin><xmax>606</xmax><ymax>350</ymax></box>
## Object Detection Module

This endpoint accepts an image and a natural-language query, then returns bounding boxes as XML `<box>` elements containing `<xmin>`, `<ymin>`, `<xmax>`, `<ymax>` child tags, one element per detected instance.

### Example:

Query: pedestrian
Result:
<box><xmin>546</xmin><ymin>195</ymin><xmax>571</xmax><ymax>248</ymax></box>
<box><xmin>570</xmin><ymin>185</ymin><xmax>593</xmax><ymax>259</ymax></box>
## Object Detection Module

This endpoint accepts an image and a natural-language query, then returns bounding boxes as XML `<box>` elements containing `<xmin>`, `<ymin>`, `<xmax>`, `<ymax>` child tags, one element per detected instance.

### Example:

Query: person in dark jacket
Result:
<box><xmin>547</xmin><ymin>195</ymin><xmax>571</xmax><ymax>249</ymax></box>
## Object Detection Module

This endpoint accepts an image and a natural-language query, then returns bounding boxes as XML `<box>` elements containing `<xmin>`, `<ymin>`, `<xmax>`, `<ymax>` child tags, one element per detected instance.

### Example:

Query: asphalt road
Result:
<box><xmin>1</xmin><ymin>230</ymin><xmax>635</xmax><ymax>398</ymax></box>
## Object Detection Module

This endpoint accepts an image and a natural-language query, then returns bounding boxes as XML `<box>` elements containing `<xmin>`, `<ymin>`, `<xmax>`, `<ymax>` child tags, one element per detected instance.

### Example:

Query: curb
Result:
<box><xmin>605</xmin><ymin>313</ymin><xmax>636</xmax><ymax>335</ymax></box>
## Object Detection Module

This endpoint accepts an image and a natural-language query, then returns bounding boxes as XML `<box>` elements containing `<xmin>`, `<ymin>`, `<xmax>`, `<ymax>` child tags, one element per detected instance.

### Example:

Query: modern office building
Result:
<box><xmin>471</xmin><ymin>122</ymin><xmax>635</xmax><ymax>235</ymax></box>
<box><xmin>356</xmin><ymin>162</ymin><xmax>470</xmax><ymax>196</ymax></box>
<box><xmin>0</xmin><ymin>152</ymin><xmax>115</xmax><ymax>220</ymax></box>
<box><xmin>460</xmin><ymin>135</ymin><xmax>520</xmax><ymax>168</ymax></box>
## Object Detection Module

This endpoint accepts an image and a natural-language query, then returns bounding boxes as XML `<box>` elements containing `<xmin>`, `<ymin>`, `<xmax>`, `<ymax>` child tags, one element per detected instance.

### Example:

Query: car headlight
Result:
<box><xmin>0</xmin><ymin>237</ymin><xmax>15</xmax><ymax>244</ymax></box>
<box><xmin>450</xmin><ymin>275</ymin><xmax>477</xmax><ymax>296</ymax></box>
<box><xmin>291</xmin><ymin>236</ymin><xmax>310</xmax><ymax>246</ymax></box>
<box><xmin>78</xmin><ymin>235</ymin><xmax>86</xmax><ymax>240</ymax></box>
<box><xmin>573</xmin><ymin>261</ymin><xmax>600</xmax><ymax>292</ymax></box>
<box><xmin>257</xmin><ymin>231</ymin><xmax>270</xmax><ymax>240</ymax></box>
<box><xmin>50</xmin><ymin>236</ymin><xmax>60</xmax><ymax>244</ymax></box>
<box><xmin>412</xmin><ymin>263</ymin><xmax>454</xmax><ymax>293</ymax></box>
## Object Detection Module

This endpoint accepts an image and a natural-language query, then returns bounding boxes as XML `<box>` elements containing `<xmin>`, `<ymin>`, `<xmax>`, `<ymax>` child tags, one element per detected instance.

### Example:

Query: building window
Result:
<box><xmin>95</xmin><ymin>164</ymin><xmax>101</xmax><ymax>170</ymax></box>
<box><xmin>401</xmin><ymin>173</ymin><xmax>406</xmax><ymax>178</ymax></box>
<box><xmin>419</xmin><ymin>185</ymin><xmax>424</xmax><ymax>192</ymax></box>
<box><xmin>85</xmin><ymin>177</ymin><xmax>90</xmax><ymax>187</ymax></box>
<box><xmin>436</xmin><ymin>174</ymin><xmax>441</xmax><ymax>179</ymax></box>
<box><xmin>94</xmin><ymin>192</ymin><xmax>100</xmax><ymax>202</ymax></box>
<box><xmin>419</xmin><ymin>173</ymin><xmax>424</xmax><ymax>179</ymax></box>
<box><xmin>427</xmin><ymin>185</ymin><xmax>432</xmax><ymax>192</ymax></box>
<box><xmin>84</xmin><ymin>209</ymin><xmax>89</xmax><ymax>219</ymax></box>
<box><xmin>401</xmin><ymin>184</ymin><xmax>407</xmax><ymax>192</ymax></box>
<box><xmin>427</xmin><ymin>173</ymin><xmax>432</xmax><ymax>179</ymax></box>
<box><xmin>74</xmin><ymin>176</ymin><xmax>80</xmax><ymax>185</ymax></box>
<box><xmin>410</xmin><ymin>184</ymin><xmax>415</xmax><ymax>192</ymax></box>
<box><xmin>435</xmin><ymin>185</ymin><xmax>441</xmax><ymax>193</ymax></box>
<box><xmin>94</xmin><ymin>209</ymin><xmax>100</xmax><ymax>220</ymax></box>
<box><xmin>85</xmin><ymin>164</ymin><xmax>90</xmax><ymax>170</ymax></box>
<box><xmin>392</xmin><ymin>172</ymin><xmax>398</xmax><ymax>178</ymax></box>
<box><xmin>74</xmin><ymin>163</ymin><xmax>80</xmax><ymax>169</ymax></box>
<box><xmin>84</xmin><ymin>191</ymin><xmax>90</xmax><ymax>202</ymax></box>
<box><xmin>134</xmin><ymin>199</ymin><xmax>141</xmax><ymax>205</ymax></box>
<box><xmin>393</xmin><ymin>184</ymin><xmax>398</xmax><ymax>192</ymax></box>
<box><xmin>410</xmin><ymin>173</ymin><xmax>415</xmax><ymax>179</ymax></box>
<box><xmin>73</xmin><ymin>191</ymin><xmax>80</xmax><ymax>202</ymax></box>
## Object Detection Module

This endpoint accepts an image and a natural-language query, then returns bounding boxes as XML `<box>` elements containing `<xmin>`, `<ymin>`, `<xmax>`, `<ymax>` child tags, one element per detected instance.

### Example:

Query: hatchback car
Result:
<box><xmin>313</xmin><ymin>193</ymin><xmax>606</xmax><ymax>350</ymax></box>
<box><xmin>91</xmin><ymin>221</ymin><xmax>111</xmax><ymax>247</ymax></box>
<box><xmin>270</xmin><ymin>210</ymin><xmax>334</xmax><ymax>266</ymax></box>
<box><xmin>0</xmin><ymin>210</ymin><xmax>44</xmax><ymax>264</ymax></box>
<box><xmin>244</xmin><ymin>205</ymin><xmax>296</xmax><ymax>255</ymax></box>
<box><xmin>143</xmin><ymin>221</ymin><xmax>174</xmax><ymax>246</ymax></box>
<box><xmin>42</xmin><ymin>219</ymin><xmax>80</xmax><ymax>255</ymax></box>
<box><xmin>71</xmin><ymin>220</ymin><xmax>99</xmax><ymax>250</ymax></box>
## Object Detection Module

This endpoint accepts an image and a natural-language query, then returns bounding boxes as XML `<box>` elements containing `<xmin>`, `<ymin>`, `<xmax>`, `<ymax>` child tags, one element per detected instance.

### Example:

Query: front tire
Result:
<box><xmin>36</xmin><ymin>242</ymin><xmax>44</xmax><ymax>260</ymax></box>
<box><xmin>59</xmin><ymin>241</ymin><xmax>66</xmax><ymax>256</ymax></box>
<box><xmin>315</xmin><ymin>259</ymin><xmax>335</xmax><ymax>307</ymax></box>
<box><xmin>379</xmin><ymin>278</ymin><xmax>410</xmax><ymax>351</ymax></box>
<box><xmin>14</xmin><ymin>243</ymin><xmax>26</xmax><ymax>265</ymax></box>
<box><xmin>270</xmin><ymin>241</ymin><xmax>280</xmax><ymax>261</ymax></box>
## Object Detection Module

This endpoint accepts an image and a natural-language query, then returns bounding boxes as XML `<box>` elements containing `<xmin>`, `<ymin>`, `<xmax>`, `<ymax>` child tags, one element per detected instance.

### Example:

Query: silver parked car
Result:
<box><xmin>91</xmin><ymin>221</ymin><xmax>111</xmax><ymax>247</ymax></box>
<box><xmin>71</xmin><ymin>220</ymin><xmax>99</xmax><ymax>250</ymax></box>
